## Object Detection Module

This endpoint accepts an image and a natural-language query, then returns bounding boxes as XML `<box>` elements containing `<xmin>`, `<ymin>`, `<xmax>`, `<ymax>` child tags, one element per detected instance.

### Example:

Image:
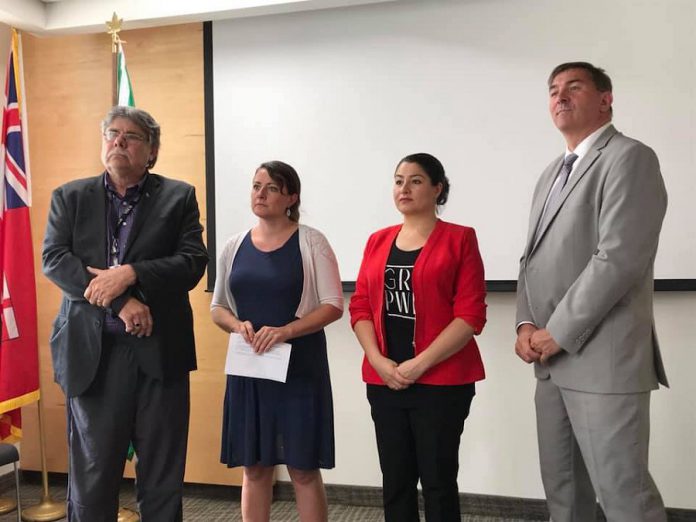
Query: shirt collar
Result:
<box><xmin>103</xmin><ymin>171</ymin><xmax>148</xmax><ymax>200</ymax></box>
<box><xmin>566</xmin><ymin>121</ymin><xmax>612</xmax><ymax>160</ymax></box>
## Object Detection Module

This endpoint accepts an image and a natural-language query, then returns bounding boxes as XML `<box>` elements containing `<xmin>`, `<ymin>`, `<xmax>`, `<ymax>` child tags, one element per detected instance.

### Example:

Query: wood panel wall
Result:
<box><xmin>19</xmin><ymin>23</ymin><xmax>242</xmax><ymax>486</ymax></box>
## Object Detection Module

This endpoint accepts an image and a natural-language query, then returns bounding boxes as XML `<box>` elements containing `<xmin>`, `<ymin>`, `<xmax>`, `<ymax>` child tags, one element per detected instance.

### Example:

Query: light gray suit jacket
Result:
<box><xmin>517</xmin><ymin>125</ymin><xmax>668</xmax><ymax>394</ymax></box>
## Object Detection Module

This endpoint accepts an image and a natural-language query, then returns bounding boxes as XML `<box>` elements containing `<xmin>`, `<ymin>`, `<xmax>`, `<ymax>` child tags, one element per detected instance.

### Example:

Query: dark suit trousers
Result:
<box><xmin>367</xmin><ymin>383</ymin><xmax>475</xmax><ymax>522</ymax></box>
<box><xmin>66</xmin><ymin>334</ymin><xmax>190</xmax><ymax>522</ymax></box>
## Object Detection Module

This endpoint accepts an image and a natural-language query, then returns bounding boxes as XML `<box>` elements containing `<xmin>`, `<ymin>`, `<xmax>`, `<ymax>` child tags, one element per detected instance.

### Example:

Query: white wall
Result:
<box><xmin>213</xmin><ymin>0</ymin><xmax>696</xmax><ymax>281</ymax></box>
<box><xmin>276</xmin><ymin>293</ymin><xmax>696</xmax><ymax>510</ymax></box>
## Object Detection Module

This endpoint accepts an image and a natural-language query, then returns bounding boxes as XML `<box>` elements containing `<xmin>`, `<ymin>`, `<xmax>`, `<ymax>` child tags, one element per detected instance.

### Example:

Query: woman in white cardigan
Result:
<box><xmin>211</xmin><ymin>161</ymin><xmax>343</xmax><ymax>522</ymax></box>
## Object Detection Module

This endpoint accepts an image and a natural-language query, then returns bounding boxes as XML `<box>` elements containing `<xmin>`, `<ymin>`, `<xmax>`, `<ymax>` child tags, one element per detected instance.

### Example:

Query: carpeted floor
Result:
<box><xmin>3</xmin><ymin>476</ymin><xmax>694</xmax><ymax>522</ymax></box>
<box><xmin>0</xmin><ymin>478</ymin><xmax>542</xmax><ymax>521</ymax></box>
<box><xmin>2</xmin><ymin>474</ymin><xmax>695</xmax><ymax>521</ymax></box>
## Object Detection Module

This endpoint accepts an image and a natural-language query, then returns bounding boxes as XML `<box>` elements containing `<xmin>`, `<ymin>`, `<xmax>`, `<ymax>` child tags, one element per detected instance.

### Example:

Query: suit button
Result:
<box><xmin>95</xmin><ymin>321</ymin><xmax>101</xmax><ymax>327</ymax></box>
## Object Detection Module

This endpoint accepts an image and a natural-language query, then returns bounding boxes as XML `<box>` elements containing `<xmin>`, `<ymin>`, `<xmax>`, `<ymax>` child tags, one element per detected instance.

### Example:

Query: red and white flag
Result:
<box><xmin>0</xmin><ymin>29</ymin><xmax>39</xmax><ymax>442</ymax></box>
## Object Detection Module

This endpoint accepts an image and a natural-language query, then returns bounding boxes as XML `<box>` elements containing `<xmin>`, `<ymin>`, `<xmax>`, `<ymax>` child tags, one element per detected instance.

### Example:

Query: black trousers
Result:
<box><xmin>367</xmin><ymin>383</ymin><xmax>475</xmax><ymax>522</ymax></box>
<box><xmin>66</xmin><ymin>334</ymin><xmax>190</xmax><ymax>522</ymax></box>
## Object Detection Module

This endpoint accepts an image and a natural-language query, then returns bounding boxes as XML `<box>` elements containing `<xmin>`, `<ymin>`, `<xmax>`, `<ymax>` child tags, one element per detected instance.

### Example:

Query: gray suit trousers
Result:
<box><xmin>535</xmin><ymin>378</ymin><xmax>666</xmax><ymax>522</ymax></box>
<box><xmin>66</xmin><ymin>334</ymin><xmax>190</xmax><ymax>522</ymax></box>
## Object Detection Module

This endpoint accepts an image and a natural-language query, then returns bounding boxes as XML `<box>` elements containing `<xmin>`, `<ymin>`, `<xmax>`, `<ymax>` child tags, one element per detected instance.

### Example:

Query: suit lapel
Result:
<box><xmin>526</xmin><ymin>156</ymin><xmax>563</xmax><ymax>254</ymax></box>
<box><xmin>83</xmin><ymin>175</ymin><xmax>108</xmax><ymax>267</ymax></box>
<box><xmin>530</xmin><ymin>126</ymin><xmax>618</xmax><ymax>253</ymax></box>
<box><xmin>123</xmin><ymin>173</ymin><xmax>160</xmax><ymax>260</ymax></box>
<box><xmin>561</xmin><ymin>148</ymin><xmax>599</xmax><ymax>196</ymax></box>
<box><xmin>531</xmin><ymin>152</ymin><xmax>599</xmax><ymax>251</ymax></box>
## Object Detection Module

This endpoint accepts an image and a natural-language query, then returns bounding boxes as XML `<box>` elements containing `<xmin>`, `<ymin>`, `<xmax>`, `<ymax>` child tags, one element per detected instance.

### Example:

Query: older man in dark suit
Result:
<box><xmin>43</xmin><ymin>106</ymin><xmax>208</xmax><ymax>521</ymax></box>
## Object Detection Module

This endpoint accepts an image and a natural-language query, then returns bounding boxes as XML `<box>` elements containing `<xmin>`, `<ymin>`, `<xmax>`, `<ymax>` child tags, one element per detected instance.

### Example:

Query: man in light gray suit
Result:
<box><xmin>516</xmin><ymin>62</ymin><xmax>668</xmax><ymax>521</ymax></box>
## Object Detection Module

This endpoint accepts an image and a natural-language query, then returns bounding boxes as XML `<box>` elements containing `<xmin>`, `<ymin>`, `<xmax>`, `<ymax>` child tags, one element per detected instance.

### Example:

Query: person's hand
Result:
<box><xmin>396</xmin><ymin>357</ymin><xmax>427</xmax><ymax>382</ymax></box>
<box><xmin>84</xmin><ymin>265</ymin><xmax>136</xmax><ymax>308</ymax></box>
<box><xmin>233</xmin><ymin>320</ymin><xmax>255</xmax><ymax>344</ymax></box>
<box><xmin>515</xmin><ymin>323</ymin><xmax>540</xmax><ymax>364</ymax></box>
<box><xmin>370</xmin><ymin>354</ymin><xmax>415</xmax><ymax>391</ymax></box>
<box><xmin>251</xmin><ymin>325</ymin><xmax>291</xmax><ymax>354</ymax></box>
<box><xmin>530</xmin><ymin>328</ymin><xmax>562</xmax><ymax>364</ymax></box>
<box><xmin>118</xmin><ymin>297</ymin><xmax>153</xmax><ymax>337</ymax></box>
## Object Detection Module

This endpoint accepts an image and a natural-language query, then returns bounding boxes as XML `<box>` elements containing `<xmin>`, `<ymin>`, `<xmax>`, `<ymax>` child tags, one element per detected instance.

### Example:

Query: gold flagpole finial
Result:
<box><xmin>106</xmin><ymin>12</ymin><xmax>125</xmax><ymax>53</ymax></box>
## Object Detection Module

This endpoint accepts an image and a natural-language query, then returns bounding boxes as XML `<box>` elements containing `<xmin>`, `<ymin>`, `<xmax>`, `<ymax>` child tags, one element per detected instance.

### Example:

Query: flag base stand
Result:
<box><xmin>20</xmin><ymin>399</ymin><xmax>66</xmax><ymax>521</ymax></box>
<box><xmin>0</xmin><ymin>497</ymin><xmax>17</xmax><ymax>514</ymax></box>
<box><xmin>118</xmin><ymin>507</ymin><xmax>140</xmax><ymax>521</ymax></box>
<box><xmin>20</xmin><ymin>494</ymin><xmax>65</xmax><ymax>521</ymax></box>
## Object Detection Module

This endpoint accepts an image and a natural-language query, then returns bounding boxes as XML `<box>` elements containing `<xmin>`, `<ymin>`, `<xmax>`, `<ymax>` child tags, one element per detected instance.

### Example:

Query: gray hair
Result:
<box><xmin>101</xmin><ymin>106</ymin><xmax>161</xmax><ymax>168</ymax></box>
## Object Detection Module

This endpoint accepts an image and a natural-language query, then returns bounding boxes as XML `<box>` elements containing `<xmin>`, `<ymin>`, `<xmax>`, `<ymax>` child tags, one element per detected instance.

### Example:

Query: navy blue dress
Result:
<box><xmin>221</xmin><ymin>230</ymin><xmax>335</xmax><ymax>470</ymax></box>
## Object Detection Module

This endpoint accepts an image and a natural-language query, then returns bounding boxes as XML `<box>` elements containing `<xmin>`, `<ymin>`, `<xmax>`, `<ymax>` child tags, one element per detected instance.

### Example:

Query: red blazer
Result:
<box><xmin>349</xmin><ymin>220</ymin><xmax>487</xmax><ymax>386</ymax></box>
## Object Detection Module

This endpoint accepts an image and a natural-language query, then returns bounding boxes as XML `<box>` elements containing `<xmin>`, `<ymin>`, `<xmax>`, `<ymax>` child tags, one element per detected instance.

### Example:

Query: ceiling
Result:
<box><xmin>1</xmin><ymin>0</ymin><xmax>397</xmax><ymax>35</ymax></box>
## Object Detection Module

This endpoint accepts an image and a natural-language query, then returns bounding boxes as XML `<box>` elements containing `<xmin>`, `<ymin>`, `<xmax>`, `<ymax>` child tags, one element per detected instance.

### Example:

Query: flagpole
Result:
<box><xmin>20</xmin><ymin>398</ymin><xmax>65</xmax><ymax>522</ymax></box>
<box><xmin>107</xmin><ymin>12</ymin><xmax>122</xmax><ymax>106</ymax></box>
<box><xmin>112</xmin><ymin>51</ymin><xmax>118</xmax><ymax>105</ymax></box>
<box><xmin>106</xmin><ymin>15</ymin><xmax>140</xmax><ymax>521</ymax></box>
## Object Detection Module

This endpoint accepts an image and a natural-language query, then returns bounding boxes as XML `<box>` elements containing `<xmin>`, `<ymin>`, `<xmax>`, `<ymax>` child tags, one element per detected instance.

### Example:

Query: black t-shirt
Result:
<box><xmin>383</xmin><ymin>241</ymin><xmax>421</xmax><ymax>363</ymax></box>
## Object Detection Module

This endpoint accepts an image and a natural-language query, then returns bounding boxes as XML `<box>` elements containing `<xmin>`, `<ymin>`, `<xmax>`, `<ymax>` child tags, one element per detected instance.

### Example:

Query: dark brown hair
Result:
<box><xmin>257</xmin><ymin>161</ymin><xmax>301</xmax><ymax>222</ymax></box>
<box><xmin>548</xmin><ymin>62</ymin><xmax>613</xmax><ymax>93</ymax></box>
<box><xmin>396</xmin><ymin>153</ymin><xmax>450</xmax><ymax>206</ymax></box>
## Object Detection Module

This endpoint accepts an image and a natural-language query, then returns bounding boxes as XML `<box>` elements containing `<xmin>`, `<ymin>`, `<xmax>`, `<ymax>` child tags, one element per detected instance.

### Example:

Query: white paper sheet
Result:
<box><xmin>224</xmin><ymin>332</ymin><xmax>292</xmax><ymax>383</ymax></box>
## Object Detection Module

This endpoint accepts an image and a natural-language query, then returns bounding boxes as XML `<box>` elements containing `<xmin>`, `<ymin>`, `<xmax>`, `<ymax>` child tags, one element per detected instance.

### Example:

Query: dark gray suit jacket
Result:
<box><xmin>43</xmin><ymin>172</ymin><xmax>208</xmax><ymax>398</ymax></box>
<box><xmin>517</xmin><ymin>126</ymin><xmax>668</xmax><ymax>394</ymax></box>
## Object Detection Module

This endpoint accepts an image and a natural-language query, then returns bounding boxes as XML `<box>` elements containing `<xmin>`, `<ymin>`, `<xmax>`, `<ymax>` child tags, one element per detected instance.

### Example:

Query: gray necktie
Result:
<box><xmin>535</xmin><ymin>153</ymin><xmax>578</xmax><ymax>241</ymax></box>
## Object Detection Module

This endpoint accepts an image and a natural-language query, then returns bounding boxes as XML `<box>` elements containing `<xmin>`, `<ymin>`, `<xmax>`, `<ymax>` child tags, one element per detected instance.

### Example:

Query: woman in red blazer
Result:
<box><xmin>349</xmin><ymin>153</ymin><xmax>487</xmax><ymax>522</ymax></box>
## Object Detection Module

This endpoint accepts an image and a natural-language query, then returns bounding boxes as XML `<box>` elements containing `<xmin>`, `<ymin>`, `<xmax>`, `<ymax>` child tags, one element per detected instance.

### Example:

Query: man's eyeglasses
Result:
<box><xmin>103</xmin><ymin>129</ymin><xmax>148</xmax><ymax>144</ymax></box>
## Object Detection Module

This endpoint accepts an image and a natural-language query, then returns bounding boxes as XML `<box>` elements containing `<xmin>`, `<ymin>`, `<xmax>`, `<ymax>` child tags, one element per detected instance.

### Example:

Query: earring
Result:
<box><xmin>286</xmin><ymin>208</ymin><xmax>292</xmax><ymax>217</ymax></box>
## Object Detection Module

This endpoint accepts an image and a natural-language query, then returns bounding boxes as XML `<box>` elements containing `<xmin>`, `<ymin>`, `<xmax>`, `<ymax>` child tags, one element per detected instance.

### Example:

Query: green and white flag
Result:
<box><xmin>117</xmin><ymin>42</ymin><xmax>136</xmax><ymax>462</ymax></box>
<box><xmin>117</xmin><ymin>42</ymin><xmax>135</xmax><ymax>107</ymax></box>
